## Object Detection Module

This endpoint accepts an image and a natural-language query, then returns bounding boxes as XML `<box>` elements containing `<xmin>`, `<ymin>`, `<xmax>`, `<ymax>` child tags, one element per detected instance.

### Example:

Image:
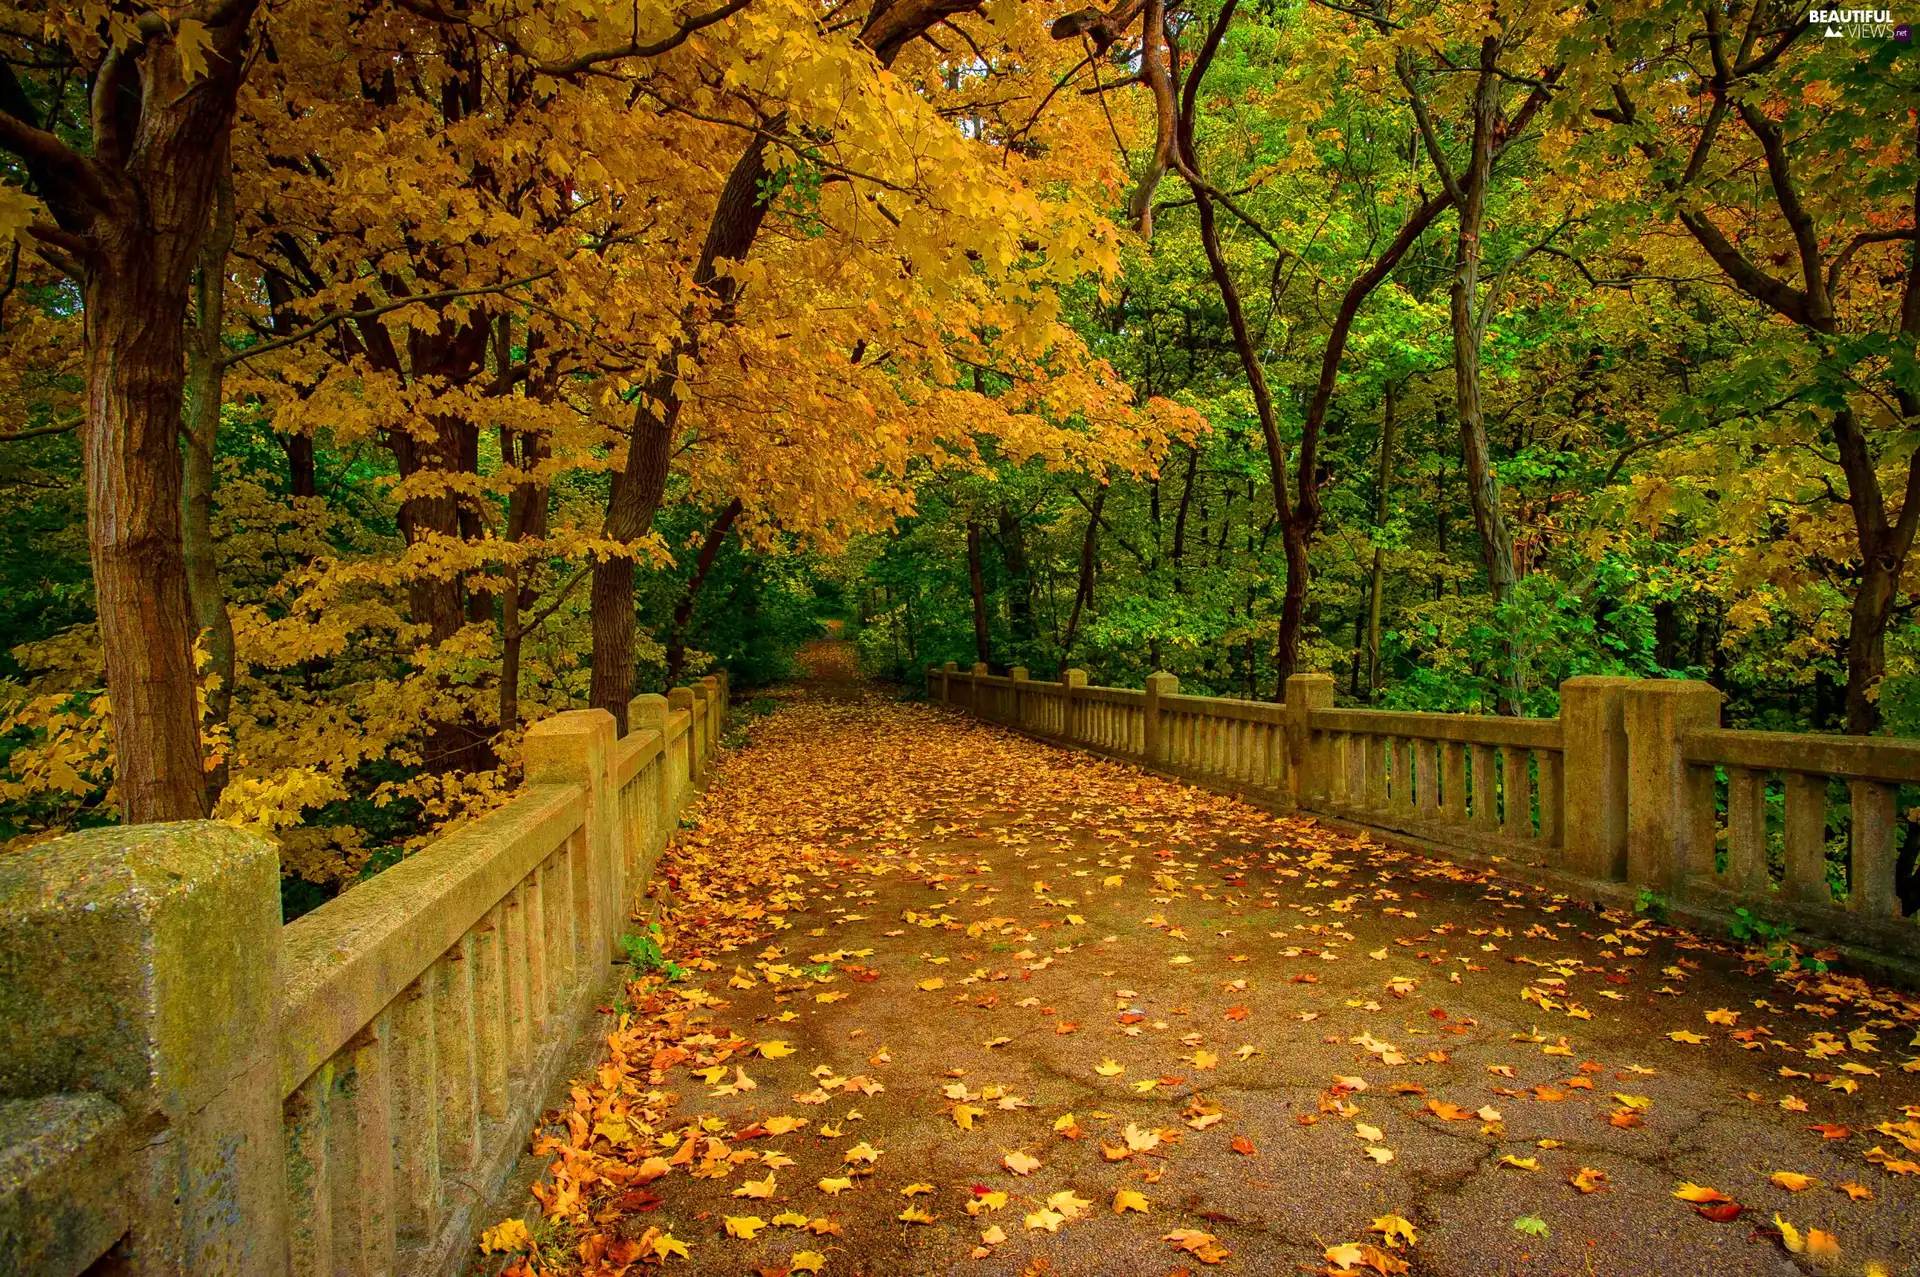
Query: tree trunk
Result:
<box><xmin>1366</xmin><ymin>379</ymin><xmax>1398</xmax><ymax>703</ymax></box>
<box><xmin>967</xmin><ymin>519</ymin><xmax>991</xmax><ymax>668</ymax></box>
<box><xmin>584</xmin><ymin>0</ymin><xmax>966</xmax><ymax>730</ymax></box>
<box><xmin>1171</xmin><ymin>442</ymin><xmax>1198</xmax><ymax>589</ymax></box>
<box><xmin>86</xmin><ymin>239</ymin><xmax>212</xmax><ymax>822</ymax></box>
<box><xmin>182</xmin><ymin>170</ymin><xmax>237</xmax><ymax>804</ymax></box>
<box><xmin>1447</xmin><ymin>41</ymin><xmax>1524</xmax><ymax>715</ymax></box>
<box><xmin>0</xmin><ymin>4</ymin><xmax>264</xmax><ymax>822</ymax></box>
<box><xmin>265</xmin><ymin>270</ymin><xmax>318</xmax><ymax>500</ymax></box>
<box><xmin>589</xmin><ymin>395</ymin><xmax>675</xmax><ymax>735</ymax></box>
<box><xmin>997</xmin><ymin>508</ymin><xmax>1035</xmax><ymax>646</ymax></box>
<box><xmin>1059</xmin><ymin>489</ymin><xmax>1104</xmax><ymax>675</ymax></box>
<box><xmin>665</xmin><ymin>498</ymin><xmax>745</xmax><ymax>684</ymax></box>
<box><xmin>499</xmin><ymin>424</ymin><xmax>551</xmax><ymax>735</ymax></box>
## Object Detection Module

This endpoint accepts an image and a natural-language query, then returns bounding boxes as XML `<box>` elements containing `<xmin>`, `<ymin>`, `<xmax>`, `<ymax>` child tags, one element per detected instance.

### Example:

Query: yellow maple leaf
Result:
<box><xmin>1370</xmin><ymin>1214</ymin><xmax>1417</xmax><ymax>1248</ymax></box>
<box><xmin>724</xmin><ymin>1215</ymin><xmax>767</xmax><ymax>1239</ymax></box>
<box><xmin>478</xmin><ymin>1218</ymin><xmax>532</xmax><ymax>1254</ymax></box>
<box><xmin>1114</xmin><ymin>1189</ymin><xmax>1150</xmax><ymax>1213</ymax></box>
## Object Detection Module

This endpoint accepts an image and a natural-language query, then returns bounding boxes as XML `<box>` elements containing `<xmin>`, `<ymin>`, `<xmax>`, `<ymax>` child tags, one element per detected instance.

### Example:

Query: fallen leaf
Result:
<box><xmin>1003</xmin><ymin>1151</ymin><xmax>1041</xmax><ymax>1176</ymax></box>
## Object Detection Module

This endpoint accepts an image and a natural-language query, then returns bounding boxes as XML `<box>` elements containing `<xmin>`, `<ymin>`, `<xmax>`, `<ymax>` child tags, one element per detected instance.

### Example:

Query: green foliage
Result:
<box><xmin>621</xmin><ymin>924</ymin><xmax>686</xmax><ymax>981</ymax></box>
<box><xmin>1634</xmin><ymin>889</ymin><xmax>1668</xmax><ymax>924</ymax></box>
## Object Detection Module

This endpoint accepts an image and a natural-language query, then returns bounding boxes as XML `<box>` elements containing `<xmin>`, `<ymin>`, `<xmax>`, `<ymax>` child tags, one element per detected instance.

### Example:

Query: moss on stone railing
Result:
<box><xmin>0</xmin><ymin>673</ymin><xmax>727</xmax><ymax>1276</ymax></box>
<box><xmin>934</xmin><ymin>664</ymin><xmax>1920</xmax><ymax>972</ymax></box>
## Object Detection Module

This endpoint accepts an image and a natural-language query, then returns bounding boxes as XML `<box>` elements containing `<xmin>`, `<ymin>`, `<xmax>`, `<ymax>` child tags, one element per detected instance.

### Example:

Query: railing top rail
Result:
<box><xmin>613</xmin><ymin>727</ymin><xmax>664</xmax><ymax>788</ymax></box>
<box><xmin>1079</xmin><ymin>685</ymin><xmax>1146</xmax><ymax>705</ymax></box>
<box><xmin>277</xmin><ymin>780</ymin><xmax>585</xmax><ymax>1097</ymax></box>
<box><xmin>1311</xmin><ymin>706</ymin><xmax>1564</xmax><ymax>750</ymax></box>
<box><xmin>1681</xmin><ymin>727</ymin><xmax>1920</xmax><ymax>784</ymax></box>
<box><xmin>1161</xmin><ymin>693</ymin><xmax>1284</xmax><ymax>723</ymax></box>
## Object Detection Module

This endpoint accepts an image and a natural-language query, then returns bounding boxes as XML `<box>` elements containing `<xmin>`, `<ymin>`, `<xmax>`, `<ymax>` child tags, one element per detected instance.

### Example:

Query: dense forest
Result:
<box><xmin>1</xmin><ymin>0</ymin><xmax>1914</xmax><ymax>908</ymax></box>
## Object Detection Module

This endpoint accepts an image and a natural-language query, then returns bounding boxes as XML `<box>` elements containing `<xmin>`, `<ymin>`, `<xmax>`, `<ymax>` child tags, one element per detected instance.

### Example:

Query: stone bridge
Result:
<box><xmin>5</xmin><ymin>646</ymin><xmax>1919</xmax><ymax>1276</ymax></box>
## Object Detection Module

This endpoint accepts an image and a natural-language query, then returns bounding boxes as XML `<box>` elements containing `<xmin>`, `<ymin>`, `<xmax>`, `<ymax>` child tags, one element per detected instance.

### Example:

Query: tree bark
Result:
<box><xmin>499</xmin><ymin>421</ymin><xmax>552</xmax><ymax>735</ymax></box>
<box><xmin>585</xmin><ymin>0</ymin><xmax>971</xmax><ymax>731</ymax></box>
<box><xmin>665</xmin><ymin>498</ymin><xmax>745</xmax><ymax>684</ymax></box>
<box><xmin>1366</xmin><ymin>379</ymin><xmax>1398</xmax><ymax>703</ymax></box>
<box><xmin>1443</xmin><ymin>40</ymin><xmax>1524</xmax><ymax>715</ymax></box>
<box><xmin>0</xmin><ymin>9</ymin><xmax>264</xmax><ymax>821</ymax></box>
<box><xmin>997</xmin><ymin>508</ymin><xmax>1035</xmax><ymax>646</ymax></box>
<box><xmin>182</xmin><ymin>170</ymin><xmax>237</xmax><ymax>804</ymax></box>
<box><xmin>967</xmin><ymin>519</ymin><xmax>991</xmax><ymax>668</ymax></box>
<box><xmin>1060</xmin><ymin>489</ymin><xmax>1104</xmax><ymax>675</ymax></box>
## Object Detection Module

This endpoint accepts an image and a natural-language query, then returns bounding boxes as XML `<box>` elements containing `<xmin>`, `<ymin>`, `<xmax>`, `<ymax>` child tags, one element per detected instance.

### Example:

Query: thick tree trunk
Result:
<box><xmin>589</xmin><ymin>396</ymin><xmax>675</xmax><ymax>735</ymax></box>
<box><xmin>665</xmin><ymin>498</ymin><xmax>745</xmax><ymax>684</ymax></box>
<box><xmin>183</xmin><ymin>170</ymin><xmax>236</xmax><ymax>804</ymax></box>
<box><xmin>86</xmin><ymin>235</ymin><xmax>212</xmax><ymax>822</ymax></box>
<box><xmin>967</xmin><ymin>520</ymin><xmax>991</xmax><ymax>668</ymax></box>
<box><xmin>1366</xmin><ymin>380</ymin><xmax>1398</xmax><ymax>703</ymax></box>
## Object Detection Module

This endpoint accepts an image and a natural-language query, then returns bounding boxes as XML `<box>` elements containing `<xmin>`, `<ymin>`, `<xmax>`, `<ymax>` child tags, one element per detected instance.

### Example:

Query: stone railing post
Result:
<box><xmin>1062</xmin><ymin>668</ymin><xmax>1087</xmax><ymax>741</ymax></box>
<box><xmin>1283</xmin><ymin>673</ymin><xmax>1337</xmax><ymax>806</ymax></box>
<box><xmin>940</xmin><ymin>661</ymin><xmax>956</xmax><ymax>703</ymax></box>
<box><xmin>526</xmin><ymin>708</ymin><xmax>618</xmax><ymax>960</ymax></box>
<box><xmin>668</xmin><ymin>687</ymin><xmax>698</xmax><ymax>787</ymax></box>
<box><xmin>630</xmin><ymin>692</ymin><xmax>672</xmax><ymax>857</ymax></box>
<box><xmin>0</xmin><ymin>823</ymin><xmax>289</xmax><ymax>1273</ymax></box>
<box><xmin>1010</xmin><ymin>667</ymin><xmax>1028</xmax><ymax>729</ymax></box>
<box><xmin>1624</xmin><ymin>680</ymin><xmax>1722</xmax><ymax>891</ymax></box>
<box><xmin>1559</xmin><ymin>676</ymin><xmax>1636</xmax><ymax>880</ymax></box>
<box><xmin>1144</xmin><ymin>671</ymin><xmax>1177</xmax><ymax>765</ymax></box>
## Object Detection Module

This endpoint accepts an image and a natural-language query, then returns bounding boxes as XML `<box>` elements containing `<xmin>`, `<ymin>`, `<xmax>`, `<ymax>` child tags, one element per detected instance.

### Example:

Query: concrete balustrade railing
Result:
<box><xmin>933</xmin><ymin>664</ymin><xmax>1920</xmax><ymax>968</ymax></box>
<box><xmin>0</xmin><ymin>673</ymin><xmax>727</xmax><ymax>1276</ymax></box>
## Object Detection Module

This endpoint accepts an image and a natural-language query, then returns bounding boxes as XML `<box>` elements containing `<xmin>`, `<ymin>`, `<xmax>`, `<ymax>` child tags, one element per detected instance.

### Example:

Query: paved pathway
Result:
<box><xmin>510</xmin><ymin>647</ymin><xmax>1919</xmax><ymax>1276</ymax></box>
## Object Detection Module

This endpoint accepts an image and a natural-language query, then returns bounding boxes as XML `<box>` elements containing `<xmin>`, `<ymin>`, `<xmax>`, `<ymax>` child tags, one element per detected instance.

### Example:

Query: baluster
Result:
<box><xmin>1849</xmin><ymin>779</ymin><xmax>1901</xmax><ymax>918</ymax></box>
<box><xmin>545</xmin><ymin>847</ymin><xmax>573</xmax><ymax>1014</ymax></box>
<box><xmin>390</xmin><ymin>975</ymin><xmax>441</xmax><ymax>1245</ymax></box>
<box><xmin>1724</xmin><ymin>767</ymin><xmax>1769</xmax><ymax>893</ymax></box>
<box><xmin>434</xmin><ymin>941</ymin><xmax>480</xmax><ymax>1178</ymax></box>
<box><xmin>1441</xmin><ymin>742</ymin><xmax>1467</xmax><ymax>825</ymax></box>
<box><xmin>1538</xmin><ymin>750</ymin><xmax>1564</xmax><ymax>849</ymax></box>
<box><xmin>1781</xmin><ymin>773</ymin><xmax>1830</xmax><ymax>904</ymax></box>
<box><xmin>1499</xmin><ymin>746</ymin><xmax>1532</xmax><ymax>840</ymax></box>
<box><xmin>284</xmin><ymin>1063</ymin><xmax>333</xmax><ymax>1275</ymax></box>
<box><xmin>505</xmin><ymin>882</ymin><xmax>534</xmax><ymax>1077</ymax></box>
<box><xmin>523</xmin><ymin>868</ymin><xmax>549</xmax><ymax>1040</ymax></box>
<box><xmin>1365</xmin><ymin>736</ymin><xmax>1389</xmax><ymax>811</ymax></box>
<box><xmin>1415</xmin><ymin>739</ymin><xmax>1440</xmax><ymax>820</ymax></box>
<box><xmin>1390</xmin><ymin>738</ymin><xmax>1415</xmax><ymax>817</ymax></box>
<box><xmin>330</xmin><ymin>1022</ymin><xmax>396</xmax><ymax>1274</ymax></box>
<box><xmin>473</xmin><ymin>904</ymin><xmax>510</xmax><ymax>1124</ymax></box>
<box><xmin>1470</xmin><ymin>744</ymin><xmax>1498</xmax><ymax>830</ymax></box>
<box><xmin>570</xmin><ymin>824</ymin><xmax>595</xmax><ymax>980</ymax></box>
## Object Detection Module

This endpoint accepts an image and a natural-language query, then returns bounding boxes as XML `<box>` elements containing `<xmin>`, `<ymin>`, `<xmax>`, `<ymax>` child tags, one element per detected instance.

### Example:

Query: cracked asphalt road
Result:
<box><xmin>528</xmin><ymin>649</ymin><xmax>1920</xmax><ymax>1277</ymax></box>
